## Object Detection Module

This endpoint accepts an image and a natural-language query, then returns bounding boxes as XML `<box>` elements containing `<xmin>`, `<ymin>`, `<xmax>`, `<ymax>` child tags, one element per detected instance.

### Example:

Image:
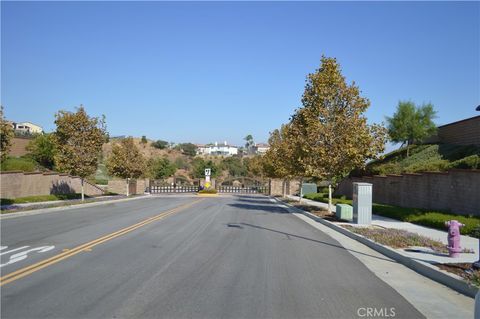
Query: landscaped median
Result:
<box><xmin>303</xmin><ymin>192</ymin><xmax>480</xmax><ymax>238</ymax></box>
<box><xmin>197</xmin><ymin>189</ymin><xmax>219</xmax><ymax>197</ymax></box>
<box><xmin>277</xmin><ymin>197</ymin><xmax>480</xmax><ymax>298</ymax></box>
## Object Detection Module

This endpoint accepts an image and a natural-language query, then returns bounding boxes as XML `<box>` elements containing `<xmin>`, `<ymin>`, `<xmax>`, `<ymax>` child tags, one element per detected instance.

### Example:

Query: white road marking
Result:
<box><xmin>0</xmin><ymin>246</ymin><xmax>55</xmax><ymax>268</ymax></box>
<box><xmin>0</xmin><ymin>246</ymin><xmax>30</xmax><ymax>256</ymax></box>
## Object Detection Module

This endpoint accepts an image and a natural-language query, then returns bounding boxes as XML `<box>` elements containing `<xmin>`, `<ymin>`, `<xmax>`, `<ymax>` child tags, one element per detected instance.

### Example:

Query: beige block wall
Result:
<box><xmin>107</xmin><ymin>179</ymin><xmax>149</xmax><ymax>195</ymax></box>
<box><xmin>335</xmin><ymin>170</ymin><xmax>480</xmax><ymax>216</ymax></box>
<box><xmin>437</xmin><ymin>116</ymin><xmax>480</xmax><ymax>146</ymax></box>
<box><xmin>0</xmin><ymin>171</ymin><xmax>105</xmax><ymax>199</ymax></box>
<box><xmin>269</xmin><ymin>179</ymin><xmax>285</xmax><ymax>196</ymax></box>
<box><xmin>426</xmin><ymin>116</ymin><xmax>480</xmax><ymax>146</ymax></box>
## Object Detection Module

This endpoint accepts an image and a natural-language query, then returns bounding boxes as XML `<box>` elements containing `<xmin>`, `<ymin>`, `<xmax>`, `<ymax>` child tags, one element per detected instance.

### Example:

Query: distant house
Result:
<box><xmin>254</xmin><ymin>143</ymin><xmax>270</xmax><ymax>155</ymax></box>
<box><xmin>197</xmin><ymin>141</ymin><xmax>238</xmax><ymax>156</ymax></box>
<box><xmin>14</xmin><ymin>121</ymin><xmax>43</xmax><ymax>134</ymax></box>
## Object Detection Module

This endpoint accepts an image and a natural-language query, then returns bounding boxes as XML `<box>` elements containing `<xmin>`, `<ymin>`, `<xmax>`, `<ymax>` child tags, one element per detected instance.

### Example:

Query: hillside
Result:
<box><xmin>355</xmin><ymin>144</ymin><xmax>480</xmax><ymax>176</ymax></box>
<box><xmin>102</xmin><ymin>138</ymin><xmax>186</xmax><ymax>162</ymax></box>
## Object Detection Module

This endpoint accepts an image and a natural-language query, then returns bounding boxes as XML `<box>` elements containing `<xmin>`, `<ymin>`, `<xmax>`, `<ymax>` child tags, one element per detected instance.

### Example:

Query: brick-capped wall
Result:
<box><xmin>0</xmin><ymin>171</ymin><xmax>105</xmax><ymax>199</ymax></box>
<box><xmin>334</xmin><ymin>170</ymin><xmax>480</xmax><ymax>216</ymax></box>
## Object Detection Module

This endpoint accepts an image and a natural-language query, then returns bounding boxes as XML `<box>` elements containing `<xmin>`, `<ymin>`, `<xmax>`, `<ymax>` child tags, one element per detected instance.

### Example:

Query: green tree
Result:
<box><xmin>191</xmin><ymin>157</ymin><xmax>218</xmax><ymax>178</ymax></box>
<box><xmin>27</xmin><ymin>133</ymin><xmax>56</xmax><ymax>169</ymax></box>
<box><xmin>151</xmin><ymin>140</ymin><xmax>169</xmax><ymax>149</ymax></box>
<box><xmin>0</xmin><ymin>106</ymin><xmax>14</xmax><ymax>163</ymax></box>
<box><xmin>244</xmin><ymin>134</ymin><xmax>254</xmax><ymax>154</ymax></box>
<box><xmin>54</xmin><ymin>106</ymin><xmax>107</xmax><ymax>200</ymax></box>
<box><xmin>141</xmin><ymin>135</ymin><xmax>148</xmax><ymax>147</ymax></box>
<box><xmin>148</xmin><ymin>157</ymin><xmax>177</xmax><ymax>179</ymax></box>
<box><xmin>290</xmin><ymin>56</ymin><xmax>387</xmax><ymax>182</ymax></box>
<box><xmin>263</xmin><ymin>124</ymin><xmax>302</xmax><ymax>198</ymax></box>
<box><xmin>177</xmin><ymin>143</ymin><xmax>197</xmax><ymax>156</ymax></box>
<box><xmin>221</xmin><ymin>156</ymin><xmax>247</xmax><ymax>177</ymax></box>
<box><xmin>174</xmin><ymin>157</ymin><xmax>190</xmax><ymax>170</ymax></box>
<box><xmin>106</xmin><ymin>137</ymin><xmax>146</xmax><ymax>196</ymax></box>
<box><xmin>244</xmin><ymin>155</ymin><xmax>266</xmax><ymax>178</ymax></box>
<box><xmin>386</xmin><ymin>101</ymin><xmax>437</xmax><ymax>156</ymax></box>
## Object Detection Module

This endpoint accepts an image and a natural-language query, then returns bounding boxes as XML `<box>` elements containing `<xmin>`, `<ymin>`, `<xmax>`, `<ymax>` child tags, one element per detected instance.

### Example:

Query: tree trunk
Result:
<box><xmin>406</xmin><ymin>141</ymin><xmax>410</xmax><ymax>157</ymax></box>
<box><xmin>298</xmin><ymin>177</ymin><xmax>303</xmax><ymax>203</ymax></box>
<box><xmin>81</xmin><ymin>178</ymin><xmax>85</xmax><ymax>201</ymax></box>
<box><xmin>328</xmin><ymin>184</ymin><xmax>332</xmax><ymax>214</ymax></box>
<box><xmin>126</xmin><ymin>178</ymin><xmax>130</xmax><ymax>197</ymax></box>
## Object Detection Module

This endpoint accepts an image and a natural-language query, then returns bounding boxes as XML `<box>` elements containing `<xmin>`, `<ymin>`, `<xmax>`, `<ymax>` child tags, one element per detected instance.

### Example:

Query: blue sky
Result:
<box><xmin>2</xmin><ymin>1</ymin><xmax>479</xmax><ymax>148</ymax></box>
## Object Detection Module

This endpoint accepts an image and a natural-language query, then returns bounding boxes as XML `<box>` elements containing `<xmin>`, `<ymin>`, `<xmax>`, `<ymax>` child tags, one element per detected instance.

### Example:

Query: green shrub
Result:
<box><xmin>1</xmin><ymin>193</ymin><xmax>88</xmax><ymax>205</ymax></box>
<box><xmin>372</xmin><ymin>204</ymin><xmax>480</xmax><ymax>238</ymax></box>
<box><xmin>1</xmin><ymin>157</ymin><xmax>38</xmax><ymax>172</ymax></box>
<box><xmin>304</xmin><ymin>193</ymin><xmax>351</xmax><ymax>205</ymax></box>
<box><xmin>362</xmin><ymin>144</ymin><xmax>480</xmax><ymax>175</ymax></box>
<box><xmin>450</xmin><ymin>155</ymin><xmax>480</xmax><ymax>169</ymax></box>
<box><xmin>304</xmin><ymin>193</ymin><xmax>325</xmax><ymax>201</ymax></box>
<box><xmin>0</xmin><ymin>198</ymin><xmax>14</xmax><ymax>205</ymax></box>
<box><xmin>95</xmin><ymin>179</ymin><xmax>109</xmax><ymax>185</ymax></box>
<box><xmin>303</xmin><ymin>196</ymin><xmax>480</xmax><ymax>238</ymax></box>
<box><xmin>404</xmin><ymin>159</ymin><xmax>451</xmax><ymax>172</ymax></box>
<box><xmin>199</xmin><ymin>189</ymin><xmax>217</xmax><ymax>194</ymax></box>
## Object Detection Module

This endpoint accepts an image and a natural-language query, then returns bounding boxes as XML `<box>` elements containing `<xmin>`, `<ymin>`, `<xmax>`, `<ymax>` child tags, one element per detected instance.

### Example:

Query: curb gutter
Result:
<box><xmin>274</xmin><ymin>197</ymin><xmax>479</xmax><ymax>298</ymax></box>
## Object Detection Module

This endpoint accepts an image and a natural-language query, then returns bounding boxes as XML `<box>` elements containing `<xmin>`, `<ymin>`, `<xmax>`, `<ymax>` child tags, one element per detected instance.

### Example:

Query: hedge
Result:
<box><xmin>303</xmin><ymin>193</ymin><xmax>480</xmax><ymax>238</ymax></box>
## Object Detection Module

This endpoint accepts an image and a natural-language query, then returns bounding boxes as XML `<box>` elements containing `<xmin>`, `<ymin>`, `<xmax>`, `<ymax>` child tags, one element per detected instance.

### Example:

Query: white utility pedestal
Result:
<box><xmin>353</xmin><ymin>182</ymin><xmax>372</xmax><ymax>225</ymax></box>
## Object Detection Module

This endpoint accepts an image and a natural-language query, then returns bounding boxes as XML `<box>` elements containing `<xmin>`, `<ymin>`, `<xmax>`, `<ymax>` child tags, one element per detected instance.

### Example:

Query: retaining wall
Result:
<box><xmin>335</xmin><ymin>169</ymin><xmax>480</xmax><ymax>216</ymax></box>
<box><xmin>0</xmin><ymin>171</ymin><xmax>105</xmax><ymax>198</ymax></box>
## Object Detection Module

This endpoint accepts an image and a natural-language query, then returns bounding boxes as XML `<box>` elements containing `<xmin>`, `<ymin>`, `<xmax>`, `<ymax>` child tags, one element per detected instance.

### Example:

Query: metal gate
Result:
<box><xmin>216</xmin><ymin>186</ymin><xmax>269</xmax><ymax>194</ymax></box>
<box><xmin>149</xmin><ymin>185</ymin><xmax>199</xmax><ymax>193</ymax></box>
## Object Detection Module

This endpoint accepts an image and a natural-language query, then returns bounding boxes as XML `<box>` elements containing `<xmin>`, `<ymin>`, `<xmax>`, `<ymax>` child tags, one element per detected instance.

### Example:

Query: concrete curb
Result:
<box><xmin>0</xmin><ymin>195</ymin><xmax>151</xmax><ymax>220</ymax></box>
<box><xmin>274</xmin><ymin>197</ymin><xmax>479</xmax><ymax>298</ymax></box>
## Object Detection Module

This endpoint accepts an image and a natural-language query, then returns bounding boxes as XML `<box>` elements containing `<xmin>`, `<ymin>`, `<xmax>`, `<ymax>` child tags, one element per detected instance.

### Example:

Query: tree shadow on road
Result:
<box><xmin>235</xmin><ymin>198</ymin><xmax>272</xmax><ymax>205</ymax></box>
<box><xmin>228</xmin><ymin>203</ymin><xmax>289</xmax><ymax>214</ymax></box>
<box><xmin>240</xmin><ymin>222</ymin><xmax>396</xmax><ymax>263</ymax></box>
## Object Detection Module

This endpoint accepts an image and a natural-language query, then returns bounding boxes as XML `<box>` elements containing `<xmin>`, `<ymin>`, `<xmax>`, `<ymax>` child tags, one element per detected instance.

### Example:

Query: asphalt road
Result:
<box><xmin>1</xmin><ymin>195</ymin><xmax>424</xmax><ymax>319</ymax></box>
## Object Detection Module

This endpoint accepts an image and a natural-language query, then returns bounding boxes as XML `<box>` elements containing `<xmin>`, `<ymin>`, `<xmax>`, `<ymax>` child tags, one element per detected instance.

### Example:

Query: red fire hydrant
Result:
<box><xmin>445</xmin><ymin>220</ymin><xmax>465</xmax><ymax>258</ymax></box>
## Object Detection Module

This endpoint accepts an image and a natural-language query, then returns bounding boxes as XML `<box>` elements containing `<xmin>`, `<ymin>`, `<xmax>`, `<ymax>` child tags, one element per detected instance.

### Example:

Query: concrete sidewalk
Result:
<box><xmin>287</xmin><ymin>195</ymin><xmax>479</xmax><ymax>264</ymax></box>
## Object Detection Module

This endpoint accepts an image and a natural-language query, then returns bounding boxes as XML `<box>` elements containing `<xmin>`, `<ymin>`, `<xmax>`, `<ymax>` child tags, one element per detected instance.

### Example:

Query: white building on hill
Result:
<box><xmin>197</xmin><ymin>141</ymin><xmax>238</xmax><ymax>156</ymax></box>
<box><xmin>254</xmin><ymin>143</ymin><xmax>270</xmax><ymax>155</ymax></box>
<box><xmin>13</xmin><ymin>121</ymin><xmax>43</xmax><ymax>134</ymax></box>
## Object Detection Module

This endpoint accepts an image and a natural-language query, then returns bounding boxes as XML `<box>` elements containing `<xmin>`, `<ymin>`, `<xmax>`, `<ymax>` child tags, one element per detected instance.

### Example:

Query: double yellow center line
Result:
<box><xmin>0</xmin><ymin>199</ymin><xmax>203</xmax><ymax>286</ymax></box>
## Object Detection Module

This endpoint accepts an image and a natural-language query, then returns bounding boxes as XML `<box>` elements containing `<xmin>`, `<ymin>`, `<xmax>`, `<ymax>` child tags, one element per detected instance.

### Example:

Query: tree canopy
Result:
<box><xmin>27</xmin><ymin>133</ymin><xmax>56</xmax><ymax>170</ymax></box>
<box><xmin>147</xmin><ymin>157</ymin><xmax>177</xmax><ymax>179</ymax></box>
<box><xmin>152</xmin><ymin>140</ymin><xmax>169</xmax><ymax>149</ymax></box>
<box><xmin>221</xmin><ymin>156</ymin><xmax>247</xmax><ymax>177</ymax></box>
<box><xmin>264</xmin><ymin>56</ymin><xmax>388</xmax><ymax>185</ymax></box>
<box><xmin>244</xmin><ymin>134</ymin><xmax>254</xmax><ymax>153</ymax></box>
<box><xmin>0</xmin><ymin>106</ymin><xmax>14</xmax><ymax>163</ymax></box>
<box><xmin>106</xmin><ymin>137</ymin><xmax>146</xmax><ymax>180</ymax></box>
<box><xmin>176</xmin><ymin>143</ymin><xmax>197</xmax><ymax>156</ymax></box>
<box><xmin>53</xmin><ymin>106</ymin><xmax>107</xmax><ymax>199</ymax></box>
<box><xmin>386</xmin><ymin>101</ymin><xmax>437</xmax><ymax>156</ymax></box>
<box><xmin>191</xmin><ymin>157</ymin><xmax>218</xmax><ymax>178</ymax></box>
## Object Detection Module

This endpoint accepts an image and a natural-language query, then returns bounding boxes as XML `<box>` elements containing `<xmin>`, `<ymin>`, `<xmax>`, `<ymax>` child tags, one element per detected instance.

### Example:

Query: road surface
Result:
<box><xmin>1</xmin><ymin>195</ymin><xmax>424</xmax><ymax>318</ymax></box>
